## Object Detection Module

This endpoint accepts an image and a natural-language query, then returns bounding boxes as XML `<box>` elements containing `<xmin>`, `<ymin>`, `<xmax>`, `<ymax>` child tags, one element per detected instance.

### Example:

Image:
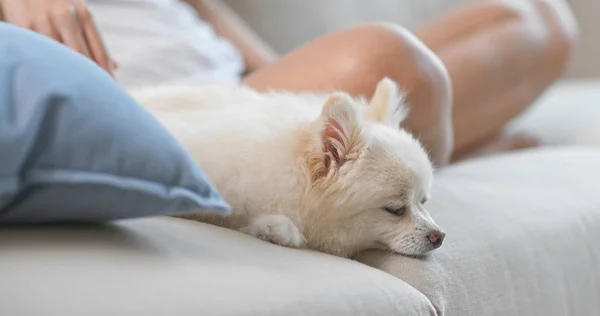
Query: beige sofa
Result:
<box><xmin>3</xmin><ymin>1</ymin><xmax>600</xmax><ymax>315</ymax></box>
<box><xmin>3</xmin><ymin>141</ymin><xmax>600</xmax><ymax>315</ymax></box>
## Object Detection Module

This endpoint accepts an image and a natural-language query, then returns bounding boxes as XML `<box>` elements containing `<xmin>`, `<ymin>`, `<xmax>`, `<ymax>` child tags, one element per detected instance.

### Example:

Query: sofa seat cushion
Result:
<box><xmin>0</xmin><ymin>217</ymin><xmax>435</xmax><ymax>316</ymax></box>
<box><xmin>508</xmin><ymin>79</ymin><xmax>600</xmax><ymax>146</ymax></box>
<box><xmin>357</xmin><ymin>147</ymin><xmax>600</xmax><ymax>316</ymax></box>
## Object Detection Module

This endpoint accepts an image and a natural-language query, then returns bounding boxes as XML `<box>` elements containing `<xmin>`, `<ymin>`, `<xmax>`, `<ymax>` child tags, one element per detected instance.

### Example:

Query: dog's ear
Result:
<box><xmin>319</xmin><ymin>93</ymin><xmax>366</xmax><ymax>171</ymax></box>
<box><xmin>366</xmin><ymin>77</ymin><xmax>408</xmax><ymax>126</ymax></box>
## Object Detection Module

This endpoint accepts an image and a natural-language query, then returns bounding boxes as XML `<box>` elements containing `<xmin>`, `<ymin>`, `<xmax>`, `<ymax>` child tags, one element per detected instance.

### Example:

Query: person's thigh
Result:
<box><xmin>244</xmin><ymin>23</ymin><xmax>454</xmax><ymax>166</ymax></box>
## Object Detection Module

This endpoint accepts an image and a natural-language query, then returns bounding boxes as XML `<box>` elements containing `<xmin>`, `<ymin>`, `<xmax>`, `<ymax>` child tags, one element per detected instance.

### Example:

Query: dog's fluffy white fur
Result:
<box><xmin>131</xmin><ymin>78</ymin><xmax>444</xmax><ymax>258</ymax></box>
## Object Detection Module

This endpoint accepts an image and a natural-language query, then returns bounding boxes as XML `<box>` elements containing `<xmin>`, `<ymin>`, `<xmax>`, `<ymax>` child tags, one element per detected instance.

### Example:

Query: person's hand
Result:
<box><xmin>1</xmin><ymin>0</ymin><xmax>116</xmax><ymax>75</ymax></box>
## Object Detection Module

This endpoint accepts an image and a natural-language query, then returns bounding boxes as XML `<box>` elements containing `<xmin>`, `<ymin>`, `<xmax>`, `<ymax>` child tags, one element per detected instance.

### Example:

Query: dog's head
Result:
<box><xmin>303</xmin><ymin>78</ymin><xmax>444</xmax><ymax>258</ymax></box>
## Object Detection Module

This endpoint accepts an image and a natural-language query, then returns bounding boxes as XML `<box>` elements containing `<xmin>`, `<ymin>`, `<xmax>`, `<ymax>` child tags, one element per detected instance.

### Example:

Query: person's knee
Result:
<box><xmin>538</xmin><ymin>0</ymin><xmax>579</xmax><ymax>42</ymax></box>
<box><xmin>535</xmin><ymin>0</ymin><xmax>579</xmax><ymax>67</ymax></box>
<box><xmin>333</xmin><ymin>23</ymin><xmax>450</xmax><ymax>95</ymax></box>
<box><xmin>500</xmin><ymin>0</ymin><xmax>578</xmax><ymax>57</ymax></box>
<box><xmin>337</xmin><ymin>23</ymin><xmax>454</xmax><ymax>164</ymax></box>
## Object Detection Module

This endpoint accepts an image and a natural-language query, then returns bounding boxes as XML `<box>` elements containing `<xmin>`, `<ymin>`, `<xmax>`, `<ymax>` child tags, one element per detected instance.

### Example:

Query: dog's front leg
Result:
<box><xmin>240</xmin><ymin>214</ymin><xmax>305</xmax><ymax>248</ymax></box>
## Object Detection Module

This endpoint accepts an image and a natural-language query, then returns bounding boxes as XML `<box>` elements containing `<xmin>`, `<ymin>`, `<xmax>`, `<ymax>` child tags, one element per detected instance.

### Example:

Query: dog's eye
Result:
<box><xmin>384</xmin><ymin>206</ymin><xmax>407</xmax><ymax>216</ymax></box>
<box><xmin>420</xmin><ymin>197</ymin><xmax>428</xmax><ymax>204</ymax></box>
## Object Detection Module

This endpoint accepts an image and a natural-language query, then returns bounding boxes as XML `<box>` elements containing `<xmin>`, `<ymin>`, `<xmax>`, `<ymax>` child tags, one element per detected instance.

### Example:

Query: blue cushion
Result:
<box><xmin>0</xmin><ymin>23</ymin><xmax>230</xmax><ymax>224</ymax></box>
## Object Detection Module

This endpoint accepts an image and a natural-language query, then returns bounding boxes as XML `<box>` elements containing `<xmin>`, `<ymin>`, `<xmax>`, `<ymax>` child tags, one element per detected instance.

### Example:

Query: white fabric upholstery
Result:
<box><xmin>3</xmin><ymin>148</ymin><xmax>600</xmax><ymax>315</ymax></box>
<box><xmin>357</xmin><ymin>147</ymin><xmax>600</xmax><ymax>316</ymax></box>
<box><xmin>0</xmin><ymin>217</ymin><xmax>435</xmax><ymax>316</ymax></box>
<box><xmin>508</xmin><ymin>79</ymin><xmax>600</xmax><ymax>146</ymax></box>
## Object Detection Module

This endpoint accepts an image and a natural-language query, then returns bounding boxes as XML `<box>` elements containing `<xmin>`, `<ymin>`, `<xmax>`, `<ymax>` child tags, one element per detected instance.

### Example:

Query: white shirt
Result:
<box><xmin>88</xmin><ymin>0</ymin><xmax>245</xmax><ymax>88</ymax></box>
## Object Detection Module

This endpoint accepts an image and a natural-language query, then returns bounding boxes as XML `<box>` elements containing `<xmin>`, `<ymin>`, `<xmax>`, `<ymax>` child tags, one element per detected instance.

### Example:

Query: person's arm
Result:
<box><xmin>183</xmin><ymin>0</ymin><xmax>278</xmax><ymax>74</ymax></box>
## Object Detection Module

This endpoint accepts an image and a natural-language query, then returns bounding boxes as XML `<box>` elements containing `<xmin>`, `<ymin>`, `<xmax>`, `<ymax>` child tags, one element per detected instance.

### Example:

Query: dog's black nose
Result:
<box><xmin>427</xmin><ymin>230</ymin><xmax>445</xmax><ymax>249</ymax></box>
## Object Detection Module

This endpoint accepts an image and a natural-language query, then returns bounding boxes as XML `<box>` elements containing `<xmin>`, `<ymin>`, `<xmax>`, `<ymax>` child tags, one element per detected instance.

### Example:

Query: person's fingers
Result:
<box><xmin>33</xmin><ymin>17</ymin><xmax>61</xmax><ymax>42</ymax></box>
<box><xmin>11</xmin><ymin>18</ymin><xmax>34</xmax><ymax>30</ymax></box>
<box><xmin>3</xmin><ymin>3</ymin><xmax>34</xmax><ymax>30</ymax></box>
<box><xmin>74</xmin><ymin>2</ymin><xmax>112</xmax><ymax>74</ymax></box>
<box><xmin>50</xmin><ymin>5</ymin><xmax>90</xmax><ymax>58</ymax></box>
<box><xmin>110</xmin><ymin>60</ymin><xmax>119</xmax><ymax>74</ymax></box>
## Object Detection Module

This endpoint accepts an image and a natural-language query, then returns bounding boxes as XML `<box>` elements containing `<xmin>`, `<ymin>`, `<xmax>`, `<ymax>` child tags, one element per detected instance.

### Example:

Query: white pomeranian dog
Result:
<box><xmin>131</xmin><ymin>78</ymin><xmax>445</xmax><ymax>258</ymax></box>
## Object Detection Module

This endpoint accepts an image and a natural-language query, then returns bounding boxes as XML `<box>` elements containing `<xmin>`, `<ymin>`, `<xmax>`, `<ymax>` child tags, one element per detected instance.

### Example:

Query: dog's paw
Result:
<box><xmin>240</xmin><ymin>215</ymin><xmax>304</xmax><ymax>248</ymax></box>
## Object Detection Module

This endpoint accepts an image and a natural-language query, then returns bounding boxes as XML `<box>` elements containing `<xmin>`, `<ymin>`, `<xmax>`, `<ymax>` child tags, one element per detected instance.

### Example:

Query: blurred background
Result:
<box><xmin>225</xmin><ymin>0</ymin><xmax>599</xmax><ymax>79</ymax></box>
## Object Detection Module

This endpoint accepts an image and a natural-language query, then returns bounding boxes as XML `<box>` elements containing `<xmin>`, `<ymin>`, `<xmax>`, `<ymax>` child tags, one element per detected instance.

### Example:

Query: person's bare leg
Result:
<box><xmin>415</xmin><ymin>0</ymin><xmax>578</xmax><ymax>159</ymax></box>
<box><xmin>244</xmin><ymin>23</ymin><xmax>454</xmax><ymax>166</ymax></box>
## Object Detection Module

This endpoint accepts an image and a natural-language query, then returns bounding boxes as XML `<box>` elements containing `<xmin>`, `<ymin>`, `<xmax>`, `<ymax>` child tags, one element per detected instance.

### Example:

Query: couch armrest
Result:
<box><xmin>357</xmin><ymin>147</ymin><xmax>600</xmax><ymax>316</ymax></box>
<box><xmin>1</xmin><ymin>217</ymin><xmax>437</xmax><ymax>315</ymax></box>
